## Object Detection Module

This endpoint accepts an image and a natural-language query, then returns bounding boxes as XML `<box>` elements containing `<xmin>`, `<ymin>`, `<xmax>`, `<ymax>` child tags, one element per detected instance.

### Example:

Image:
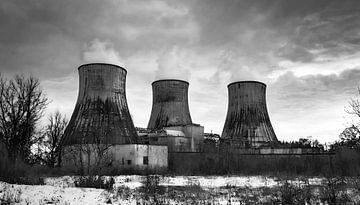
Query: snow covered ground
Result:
<box><xmin>0</xmin><ymin>175</ymin><xmax>358</xmax><ymax>204</ymax></box>
<box><xmin>43</xmin><ymin>175</ymin><xmax>324</xmax><ymax>189</ymax></box>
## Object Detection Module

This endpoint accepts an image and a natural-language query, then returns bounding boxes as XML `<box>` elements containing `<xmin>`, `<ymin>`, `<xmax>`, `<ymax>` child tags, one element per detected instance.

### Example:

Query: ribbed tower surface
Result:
<box><xmin>221</xmin><ymin>81</ymin><xmax>278</xmax><ymax>147</ymax></box>
<box><xmin>62</xmin><ymin>63</ymin><xmax>138</xmax><ymax>146</ymax></box>
<box><xmin>147</xmin><ymin>79</ymin><xmax>192</xmax><ymax>129</ymax></box>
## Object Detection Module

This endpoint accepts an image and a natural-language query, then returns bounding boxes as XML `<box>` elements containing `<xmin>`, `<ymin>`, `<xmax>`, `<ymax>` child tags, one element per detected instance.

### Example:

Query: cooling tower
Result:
<box><xmin>221</xmin><ymin>81</ymin><xmax>278</xmax><ymax>147</ymax></box>
<box><xmin>62</xmin><ymin>63</ymin><xmax>138</xmax><ymax>146</ymax></box>
<box><xmin>147</xmin><ymin>79</ymin><xmax>192</xmax><ymax>129</ymax></box>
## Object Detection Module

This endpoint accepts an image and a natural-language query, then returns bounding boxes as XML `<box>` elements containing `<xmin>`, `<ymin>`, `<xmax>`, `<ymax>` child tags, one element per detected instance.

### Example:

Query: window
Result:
<box><xmin>143</xmin><ymin>156</ymin><xmax>149</xmax><ymax>165</ymax></box>
<box><xmin>127</xmin><ymin>160</ymin><xmax>131</xmax><ymax>165</ymax></box>
<box><xmin>122</xmin><ymin>158</ymin><xmax>124</xmax><ymax>165</ymax></box>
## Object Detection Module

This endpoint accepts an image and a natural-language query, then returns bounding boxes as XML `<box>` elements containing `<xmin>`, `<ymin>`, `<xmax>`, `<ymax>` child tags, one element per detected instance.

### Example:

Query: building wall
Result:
<box><xmin>62</xmin><ymin>144</ymin><xmax>168</xmax><ymax>174</ymax></box>
<box><xmin>145</xmin><ymin>133</ymin><xmax>192</xmax><ymax>152</ymax></box>
<box><xmin>219</xmin><ymin>146</ymin><xmax>323</xmax><ymax>155</ymax></box>
<box><xmin>169</xmin><ymin>152</ymin><xmax>334</xmax><ymax>175</ymax></box>
<box><xmin>168</xmin><ymin>136</ymin><xmax>192</xmax><ymax>152</ymax></box>
<box><xmin>166</xmin><ymin>125</ymin><xmax>204</xmax><ymax>152</ymax></box>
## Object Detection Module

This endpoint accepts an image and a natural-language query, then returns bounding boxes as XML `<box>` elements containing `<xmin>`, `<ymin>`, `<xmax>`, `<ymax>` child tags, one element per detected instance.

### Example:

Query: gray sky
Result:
<box><xmin>1</xmin><ymin>0</ymin><xmax>360</xmax><ymax>143</ymax></box>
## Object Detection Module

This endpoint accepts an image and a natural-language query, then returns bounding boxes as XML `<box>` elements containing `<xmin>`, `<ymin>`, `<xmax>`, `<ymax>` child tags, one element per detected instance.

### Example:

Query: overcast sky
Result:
<box><xmin>1</xmin><ymin>0</ymin><xmax>360</xmax><ymax>143</ymax></box>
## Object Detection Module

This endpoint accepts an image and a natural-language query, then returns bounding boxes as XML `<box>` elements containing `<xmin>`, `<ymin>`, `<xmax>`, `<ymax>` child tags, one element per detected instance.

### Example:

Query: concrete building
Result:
<box><xmin>61</xmin><ymin>63</ymin><xmax>167</xmax><ymax>173</ymax></box>
<box><xmin>62</xmin><ymin>144</ymin><xmax>168</xmax><ymax>173</ymax></box>
<box><xmin>137</xmin><ymin>128</ymin><xmax>192</xmax><ymax>152</ymax></box>
<box><xmin>147</xmin><ymin>79</ymin><xmax>204</xmax><ymax>152</ymax></box>
<box><xmin>221</xmin><ymin>81</ymin><xmax>278</xmax><ymax>148</ymax></box>
<box><xmin>165</xmin><ymin>125</ymin><xmax>204</xmax><ymax>152</ymax></box>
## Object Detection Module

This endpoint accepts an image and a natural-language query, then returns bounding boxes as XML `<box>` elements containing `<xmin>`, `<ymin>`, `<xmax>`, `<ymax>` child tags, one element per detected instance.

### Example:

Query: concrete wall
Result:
<box><xmin>62</xmin><ymin>144</ymin><xmax>167</xmax><ymax>174</ymax></box>
<box><xmin>169</xmin><ymin>152</ymin><xmax>334</xmax><ymax>175</ymax></box>
<box><xmin>145</xmin><ymin>133</ymin><xmax>192</xmax><ymax>152</ymax></box>
<box><xmin>219</xmin><ymin>147</ymin><xmax>324</xmax><ymax>155</ymax></box>
<box><xmin>167</xmin><ymin>125</ymin><xmax>204</xmax><ymax>152</ymax></box>
<box><xmin>168</xmin><ymin>136</ymin><xmax>192</xmax><ymax>152</ymax></box>
<box><xmin>111</xmin><ymin>144</ymin><xmax>168</xmax><ymax>170</ymax></box>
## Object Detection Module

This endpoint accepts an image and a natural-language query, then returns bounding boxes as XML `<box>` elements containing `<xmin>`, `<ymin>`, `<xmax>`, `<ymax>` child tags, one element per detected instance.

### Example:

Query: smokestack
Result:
<box><xmin>221</xmin><ymin>81</ymin><xmax>278</xmax><ymax>147</ymax></box>
<box><xmin>62</xmin><ymin>63</ymin><xmax>138</xmax><ymax>146</ymax></box>
<box><xmin>147</xmin><ymin>79</ymin><xmax>192</xmax><ymax>129</ymax></box>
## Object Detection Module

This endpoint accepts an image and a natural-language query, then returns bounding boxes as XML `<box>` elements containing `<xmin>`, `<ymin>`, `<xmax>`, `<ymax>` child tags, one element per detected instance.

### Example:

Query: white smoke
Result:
<box><xmin>82</xmin><ymin>38</ymin><xmax>124</xmax><ymax>67</ymax></box>
<box><xmin>155</xmin><ymin>46</ymin><xmax>190</xmax><ymax>81</ymax></box>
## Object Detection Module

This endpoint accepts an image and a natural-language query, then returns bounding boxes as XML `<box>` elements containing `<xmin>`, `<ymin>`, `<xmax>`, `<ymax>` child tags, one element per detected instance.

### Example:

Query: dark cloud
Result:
<box><xmin>270</xmin><ymin>68</ymin><xmax>360</xmax><ymax>102</ymax></box>
<box><xmin>1</xmin><ymin>0</ymin><xmax>360</xmax><ymax>141</ymax></box>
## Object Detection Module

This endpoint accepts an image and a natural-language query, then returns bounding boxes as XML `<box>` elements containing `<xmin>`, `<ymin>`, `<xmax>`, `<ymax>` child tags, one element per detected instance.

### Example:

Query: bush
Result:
<box><xmin>0</xmin><ymin>184</ymin><xmax>22</xmax><ymax>204</ymax></box>
<box><xmin>320</xmin><ymin>177</ymin><xmax>351</xmax><ymax>205</ymax></box>
<box><xmin>139</xmin><ymin>175</ymin><xmax>165</xmax><ymax>195</ymax></box>
<box><xmin>74</xmin><ymin>176</ymin><xmax>115</xmax><ymax>191</ymax></box>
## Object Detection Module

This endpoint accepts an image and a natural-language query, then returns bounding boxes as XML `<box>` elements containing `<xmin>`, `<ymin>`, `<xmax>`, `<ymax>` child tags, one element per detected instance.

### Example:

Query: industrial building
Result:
<box><xmin>61</xmin><ymin>63</ymin><xmax>168</xmax><ymax>174</ymax></box>
<box><xmin>221</xmin><ymin>81</ymin><xmax>278</xmax><ymax>148</ymax></box>
<box><xmin>59</xmin><ymin>63</ymin><xmax>330</xmax><ymax>175</ymax></box>
<box><xmin>137</xmin><ymin>128</ymin><xmax>192</xmax><ymax>152</ymax></box>
<box><xmin>146</xmin><ymin>79</ymin><xmax>204</xmax><ymax>152</ymax></box>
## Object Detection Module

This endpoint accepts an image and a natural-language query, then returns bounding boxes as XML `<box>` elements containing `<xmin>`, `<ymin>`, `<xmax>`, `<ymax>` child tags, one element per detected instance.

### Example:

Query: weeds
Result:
<box><xmin>320</xmin><ymin>177</ymin><xmax>351</xmax><ymax>204</ymax></box>
<box><xmin>74</xmin><ymin>176</ymin><xmax>115</xmax><ymax>191</ymax></box>
<box><xmin>0</xmin><ymin>184</ymin><xmax>22</xmax><ymax>204</ymax></box>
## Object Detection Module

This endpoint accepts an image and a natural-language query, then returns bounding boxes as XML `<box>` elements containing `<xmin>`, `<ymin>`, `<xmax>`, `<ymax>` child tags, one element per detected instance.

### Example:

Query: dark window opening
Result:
<box><xmin>143</xmin><ymin>156</ymin><xmax>149</xmax><ymax>165</ymax></box>
<box><xmin>122</xmin><ymin>158</ymin><xmax>124</xmax><ymax>165</ymax></box>
<box><xmin>127</xmin><ymin>160</ymin><xmax>131</xmax><ymax>165</ymax></box>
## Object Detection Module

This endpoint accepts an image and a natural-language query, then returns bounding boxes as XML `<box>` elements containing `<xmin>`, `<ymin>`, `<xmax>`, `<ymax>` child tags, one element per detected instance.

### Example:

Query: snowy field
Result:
<box><xmin>0</xmin><ymin>175</ymin><xmax>359</xmax><ymax>204</ymax></box>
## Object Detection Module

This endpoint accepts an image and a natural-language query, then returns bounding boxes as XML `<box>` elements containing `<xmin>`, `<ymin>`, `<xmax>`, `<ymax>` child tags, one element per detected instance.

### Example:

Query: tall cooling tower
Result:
<box><xmin>62</xmin><ymin>63</ymin><xmax>138</xmax><ymax>146</ymax></box>
<box><xmin>147</xmin><ymin>79</ymin><xmax>192</xmax><ymax>129</ymax></box>
<box><xmin>221</xmin><ymin>81</ymin><xmax>278</xmax><ymax>147</ymax></box>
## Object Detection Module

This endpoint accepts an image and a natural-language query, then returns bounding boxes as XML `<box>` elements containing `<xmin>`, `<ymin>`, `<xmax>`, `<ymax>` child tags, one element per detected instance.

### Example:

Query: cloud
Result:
<box><xmin>82</xmin><ymin>39</ymin><xmax>124</xmax><ymax>66</ymax></box>
<box><xmin>155</xmin><ymin>46</ymin><xmax>190</xmax><ymax>81</ymax></box>
<box><xmin>1</xmin><ymin>0</ymin><xmax>360</xmax><ymax>143</ymax></box>
<box><xmin>276</xmin><ymin>2</ymin><xmax>360</xmax><ymax>63</ymax></box>
<box><xmin>267</xmin><ymin>68</ymin><xmax>360</xmax><ymax>142</ymax></box>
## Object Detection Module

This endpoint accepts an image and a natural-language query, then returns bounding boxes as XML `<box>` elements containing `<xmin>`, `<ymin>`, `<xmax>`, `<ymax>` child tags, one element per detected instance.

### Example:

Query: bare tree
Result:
<box><xmin>62</xmin><ymin>131</ymin><xmax>114</xmax><ymax>175</ymax></box>
<box><xmin>335</xmin><ymin>87</ymin><xmax>360</xmax><ymax>150</ymax></box>
<box><xmin>0</xmin><ymin>74</ymin><xmax>48</xmax><ymax>166</ymax></box>
<box><xmin>40</xmin><ymin>111</ymin><xmax>68</xmax><ymax>167</ymax></box>
<box><xmin>347</xmin><ymin>87</ymin><xmax>360</xmax><ymax>118</ymax></box>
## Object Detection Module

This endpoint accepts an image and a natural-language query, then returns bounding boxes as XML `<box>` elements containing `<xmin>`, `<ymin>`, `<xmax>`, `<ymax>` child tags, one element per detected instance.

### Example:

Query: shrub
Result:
<box><xmin>320</xmin><ymin>177</ymin><xmax>351</xmax><ymax>205</ymax></box>
<box><xmin>0</xmin><ymin>185</ymin><xmax>22</xmax><ymax>204</ymax></box>
<box><xmin>74</xmin><ymin>176</ymin><xmax>115</xmax><ymax>191</ymax></box>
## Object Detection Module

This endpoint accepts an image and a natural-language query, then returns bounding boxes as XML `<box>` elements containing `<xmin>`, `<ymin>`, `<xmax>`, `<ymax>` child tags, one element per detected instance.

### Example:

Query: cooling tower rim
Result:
<box><xmin>152</xmin><ymin>79</ymin><xmax>189</xmax><ymax>85</ymax></box>
<box><xmin>78</xmin><ymin>63</ymin><xmax>127</xmax><ymax>73</ymax></box>
<box><xmin>228</xmin><ymin>81</ymin><xmax>266</xmax><ymax>88</ymax></box>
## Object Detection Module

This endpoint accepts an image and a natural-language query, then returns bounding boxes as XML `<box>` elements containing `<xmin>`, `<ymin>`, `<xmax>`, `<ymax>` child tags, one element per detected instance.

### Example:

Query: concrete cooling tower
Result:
<box><xmin>221</xmin><ymin>81</ymin><xmax>278</xmax><ymax>148</ymax></box>
<box><xmin>62</xmin><ymin>63</ymin><xmax>138</xmax><ymax>146</ymax></box>
<box><xmin>147</xmin><ymin>79</ymin><xmax>192</xmax><ymax>129</ymax></box>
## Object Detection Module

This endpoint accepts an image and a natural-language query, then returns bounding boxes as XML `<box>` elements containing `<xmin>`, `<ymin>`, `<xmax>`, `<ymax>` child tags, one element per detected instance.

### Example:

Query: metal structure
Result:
<box><xmin>221</xmin><ymin>81</ymin><xmax>278</xmax><ymax>147</ymax></box>
<box><xmin>62</xmin><ymin>63</ymin><xmax>138</xmax><ymax>146</ymax></box>
<box><xmin>147</xmin><ymin>79</ymin><xmax>192</xmax><ymax>129</ymax></box>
